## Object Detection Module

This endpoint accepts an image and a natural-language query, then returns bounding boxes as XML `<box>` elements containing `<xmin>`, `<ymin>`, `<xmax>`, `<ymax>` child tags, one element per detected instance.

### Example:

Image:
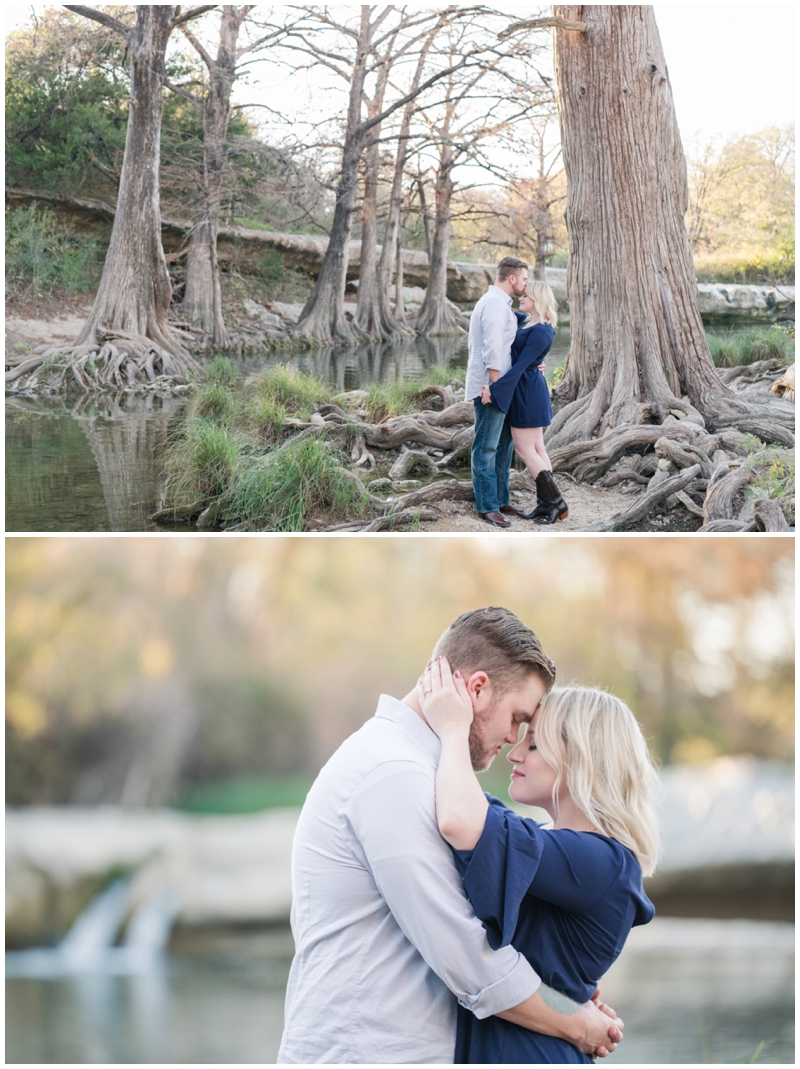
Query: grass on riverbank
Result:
<box><xmin>162</xmin><ymin>360</ymin><xmax>466</xmax><ymax>531</ymax></box>
<box><xmin>707</xmin><ymin>325</ymin><xmax>794</xmax><ymax>367</ymax></box>
<box><xmin>742</xmin><ymin>439</ymin><xmax>795</xmax><ymax>525</ymax></box>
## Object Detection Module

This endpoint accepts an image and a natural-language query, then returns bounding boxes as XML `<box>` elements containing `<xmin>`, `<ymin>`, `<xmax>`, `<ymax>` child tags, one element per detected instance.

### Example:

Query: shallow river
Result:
<box><xmin>5</xmin><ymin>918</ymin><xmax>793</xmax><ymax>1063</ymax></box>
<box><xmin>4</xmin><ymin>323</ymin><xmax>756</xmax><ymax>533</ymax></box>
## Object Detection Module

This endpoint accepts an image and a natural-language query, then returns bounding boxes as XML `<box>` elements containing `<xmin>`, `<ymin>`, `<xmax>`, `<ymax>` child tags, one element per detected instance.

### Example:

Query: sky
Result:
<box><xmin>4</xmin><ymin>3</ymin><xmax>795</xmax><ymax>142</ymax></box>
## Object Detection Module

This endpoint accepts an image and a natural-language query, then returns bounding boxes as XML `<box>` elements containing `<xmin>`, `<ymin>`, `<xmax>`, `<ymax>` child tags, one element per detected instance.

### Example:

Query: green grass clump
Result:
<box><xmin>196</xmin><ymin>381</ymin><xmax>236</xmax><ymax>422</ymax></box>
<box><xmin>249</xmin><ymin>394</ymin><xmax>289</xmax><ymax>441</ymax></box>
<box><xmin>707</xmin><ymin>326</ymin><xmax>794</xmax><ymax>368</ymax></box>
<box><xmin>254</xmin><ymin>365</ymin><xmax>334</xmax><ymax>419</ymax></box>
<box><xmin>364</xmin><ymin>364</ymin><xmax>466</xmax><ymax>422</ymax></box>
<box><xmin>165</xmin><ymin>418</ymin><xmax>243</xmax><ymax>501</ymax></box>
<box><xmin>204</xmin><ymin>355</ymin><xmax>238</xmax><ymax>385</ymax></box>
<box><xmin>225</xmin><ymin>436</ymin><xmax>366</xmax><ymax>531</ymax></box>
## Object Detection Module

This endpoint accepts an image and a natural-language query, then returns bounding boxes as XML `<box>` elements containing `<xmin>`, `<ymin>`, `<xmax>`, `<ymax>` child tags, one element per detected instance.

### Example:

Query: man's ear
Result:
<box><xmin>465</xmin><ymin>671</ymin><xmax>490</xmax><ymax>705</ymax></box>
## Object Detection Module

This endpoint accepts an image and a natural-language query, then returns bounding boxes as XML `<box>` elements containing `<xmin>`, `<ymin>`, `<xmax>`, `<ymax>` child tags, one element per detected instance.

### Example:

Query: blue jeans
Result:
<box><xmin>471</xmin><ymin>398</ymin><xmax>514</xmax><ymax>514</ymax></box>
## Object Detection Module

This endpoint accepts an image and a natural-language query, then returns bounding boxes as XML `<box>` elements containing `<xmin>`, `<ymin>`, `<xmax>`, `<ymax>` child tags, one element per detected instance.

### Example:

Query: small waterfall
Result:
<box><xmin>59</xmin><ymin>878</ymin><xmax>130</xmax><ymax>968</ymax></box>
<box><xmin>5</xmin><ymin>879</ymin><xmax>178</xmax><ymax>977</ymax></box>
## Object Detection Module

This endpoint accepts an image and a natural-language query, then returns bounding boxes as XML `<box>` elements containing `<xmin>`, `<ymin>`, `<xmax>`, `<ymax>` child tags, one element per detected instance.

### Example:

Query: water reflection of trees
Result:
<box><xmin>6</xmin><ymin>538</ymin><xmax>793</xmax><ymax>807</ymax></box>
<box><xmin>252</xmin><ymin>335</ymin><xmax>469</xmax><ymax>391</ymax></box>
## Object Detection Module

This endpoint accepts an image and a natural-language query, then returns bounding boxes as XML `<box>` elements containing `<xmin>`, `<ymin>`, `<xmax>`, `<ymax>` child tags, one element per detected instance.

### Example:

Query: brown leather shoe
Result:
<box><xmin>499</xmin><ymin>504</ymin><xmax>527</xmax><ymax>517</ymax></box>
<box><xmin>480</xmin><ymin>510</ymin><xmax>511</xmax><ymax>528</ymax></box>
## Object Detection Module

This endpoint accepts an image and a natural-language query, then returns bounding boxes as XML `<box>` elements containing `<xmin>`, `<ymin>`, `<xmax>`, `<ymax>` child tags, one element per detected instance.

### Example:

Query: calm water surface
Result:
<box><xmin>5</xmin><ymin>331</ymin><xmax>570</xmax><ymax>534</ymax></box>
<box><xmin>5</xmin><ymin>919</ymin><xmax>793</xmax><ymax>1063</ymax></box>
<box><xmin>6</xmin><ymin>323</ymin><xmax>754</xmax><ymax>533</ymax></box>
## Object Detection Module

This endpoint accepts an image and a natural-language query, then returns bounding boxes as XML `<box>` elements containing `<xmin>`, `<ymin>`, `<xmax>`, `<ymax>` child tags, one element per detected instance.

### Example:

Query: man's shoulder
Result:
<box><xmin>324</xmin><ymin>716</ymin><xmax>434</xmax><ymax>782</ymax></box>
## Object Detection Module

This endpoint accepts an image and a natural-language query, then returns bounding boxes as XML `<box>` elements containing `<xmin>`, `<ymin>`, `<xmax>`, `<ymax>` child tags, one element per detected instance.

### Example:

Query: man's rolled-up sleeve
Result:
<box><xmin>480</xmin><ymin>302</ymin><xmax>511</xmax><ymax>372</ymax></box>
<box><xmin>346</xmin><ymin>762</ymin><xmax>540</xmax><ymax>1018</ymax></box>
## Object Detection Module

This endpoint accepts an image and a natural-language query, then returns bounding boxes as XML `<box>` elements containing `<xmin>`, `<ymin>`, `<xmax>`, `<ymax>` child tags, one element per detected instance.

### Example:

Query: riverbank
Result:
<box><xmin>6</xmin><ymin>297</ymin><xmax>794</xmax><ymax>534</ymax></box>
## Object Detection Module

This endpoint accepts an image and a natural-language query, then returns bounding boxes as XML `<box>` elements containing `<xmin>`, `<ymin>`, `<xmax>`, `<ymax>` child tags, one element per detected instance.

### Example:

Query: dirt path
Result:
<box><xmin>408</xmin><ymin>479</ymin><xmax>686</xmax><ymax>533</ymax></box>
<box><xmin>6</xmin><ymin>303</ymin><xmax>93</xmax><ymax>351</ymax></box>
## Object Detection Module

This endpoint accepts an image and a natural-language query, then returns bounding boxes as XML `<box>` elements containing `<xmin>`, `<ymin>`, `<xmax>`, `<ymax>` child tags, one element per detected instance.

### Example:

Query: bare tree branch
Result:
<box><xmin>63</xmin><ymin>5</ymin><xmax>131</xmax><ymax>38</ymax></box>
<box><xmin>498</xmin><ymin>15</ymin><xmax>587</xmax><ymax>39</ymax></box>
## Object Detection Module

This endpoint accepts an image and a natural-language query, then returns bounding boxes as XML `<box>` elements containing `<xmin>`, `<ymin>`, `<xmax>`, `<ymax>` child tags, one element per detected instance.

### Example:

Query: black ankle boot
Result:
<box><xmin>522</xmin><ymin>471</ymin><xmax>552</xmax><ymax>521</ymax></box>
<box><xmin>531</xmin><ymin>470</ymin><xmax>568</xmax><ymax>525</ymax></box>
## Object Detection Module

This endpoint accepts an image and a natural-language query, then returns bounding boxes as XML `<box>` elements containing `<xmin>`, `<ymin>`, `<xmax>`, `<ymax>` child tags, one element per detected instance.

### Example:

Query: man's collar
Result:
<box><xmin>488</xmin><ymin>284</ymin><xmax>512</xmax><ymax>303</ymax></box>
<box><xmin>375</xmin><ymin>694</ymin><xmax>441</xmax><ymax>759</ymax></box>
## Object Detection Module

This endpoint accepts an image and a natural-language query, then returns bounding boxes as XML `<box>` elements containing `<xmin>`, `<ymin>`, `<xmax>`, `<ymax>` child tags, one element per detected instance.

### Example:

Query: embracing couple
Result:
<box><xmin>278</xmin><ymin>607</ymin><xmax>659</xmax><ymax>1064</ymax></box>
<box><xmin>467</xmin><ymin>257</ymin><xmax>569</xmax><ymax>528</ymax></box>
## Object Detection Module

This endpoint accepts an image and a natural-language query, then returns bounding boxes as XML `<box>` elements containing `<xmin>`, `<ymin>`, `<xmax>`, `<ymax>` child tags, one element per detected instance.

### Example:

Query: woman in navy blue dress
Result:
<box><xmin>417</xmin><ymin>661</ymin><xmax>660</xmax><ymax>1064</ymax></box>
<box><xmin>479</xmin><ymin>280</ymin><xmax>569</xmax><ymax>524</ymax></box>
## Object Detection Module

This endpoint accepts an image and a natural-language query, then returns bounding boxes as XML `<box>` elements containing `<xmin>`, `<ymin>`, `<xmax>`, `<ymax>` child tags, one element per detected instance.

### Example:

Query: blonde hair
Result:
<box><xmin>534</xmin><ymin>687</ymin><xmax>661</xmax><ymax>877</ymax></box>
<box><xmin>524</xmin><ymin>280</ymin><xmax>558</xmax><ymax>327</ymax></box>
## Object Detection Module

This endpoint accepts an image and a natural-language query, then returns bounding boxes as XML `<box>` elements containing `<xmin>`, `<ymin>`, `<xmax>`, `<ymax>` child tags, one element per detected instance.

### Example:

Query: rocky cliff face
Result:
<box><xmin>6</xmin><ymin>188</ymin><xmax>795</xmax><ymax>319</ymax></box>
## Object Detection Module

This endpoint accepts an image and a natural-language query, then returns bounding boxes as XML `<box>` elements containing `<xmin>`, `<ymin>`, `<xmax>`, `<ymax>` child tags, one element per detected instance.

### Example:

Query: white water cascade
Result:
<box><xmin>6</xmin><ymin>879</ymin><xmax>178</xmax><ymax>977</ymax></box>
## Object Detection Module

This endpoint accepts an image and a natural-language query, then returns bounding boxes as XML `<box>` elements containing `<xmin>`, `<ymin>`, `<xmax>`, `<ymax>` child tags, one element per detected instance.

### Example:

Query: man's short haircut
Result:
<box><xmin>432</xmin><ymin>607</ymin><xmax>555</xmax><ymax>695</ymax></box>
<box><xmin>496</xmin><ymin>256</ymin><xmax>528</xmax><ymax>282</ymax></box>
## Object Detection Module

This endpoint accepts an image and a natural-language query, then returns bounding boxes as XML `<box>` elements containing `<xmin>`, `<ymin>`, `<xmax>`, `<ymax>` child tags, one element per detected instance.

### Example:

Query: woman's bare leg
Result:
<box><xmin>511</xmin><ymin>426</ymin><xmax>549</xmax><ymax>480</ymax></box>
<box><xmin>533</xmin><ymin>433</ymin><xmax>552</xmax><ymax>473</ymax></box>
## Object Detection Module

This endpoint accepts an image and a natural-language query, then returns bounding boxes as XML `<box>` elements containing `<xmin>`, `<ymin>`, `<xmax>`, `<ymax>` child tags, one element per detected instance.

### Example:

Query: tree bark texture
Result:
<box><xmin>74</xmin><ymin>7</ymin><xmax>186</xmax><ymax>365</ymax></box>
<box><xmin>547</xmin><ymin>6</ymin><xmax>754</xmax><ymax>448</ymax></box>
<box><xmin>183</xmin><ymin>7</ymin><xmax>249</xmax><ymax>346</ymax></box>
<box><xmin>353</xmin><ymin>48</ymin><xmax>394</xmax><ymax>339</ymax></box>
<box><xmin>294</xmin><ymin>9</ymin><xmax>372</xmax><ymax>346</ymax></box>
<box><xmin>414</xmin><ymin>135</ymin><xmax>460</xmax><ymax>336</ymax></box>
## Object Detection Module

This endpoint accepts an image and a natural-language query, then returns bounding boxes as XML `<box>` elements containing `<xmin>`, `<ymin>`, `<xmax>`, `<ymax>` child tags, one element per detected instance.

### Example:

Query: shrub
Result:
<box><xmin>5</xmin><ymin>205</ymin><xmax>103</xmax><ymax>295</ymax></box>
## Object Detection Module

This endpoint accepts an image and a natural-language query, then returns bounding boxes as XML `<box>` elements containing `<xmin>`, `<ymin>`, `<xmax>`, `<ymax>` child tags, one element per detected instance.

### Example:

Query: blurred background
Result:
<box><xmin>5</xmin><ymin>535</ymin><xmax>794</xmax><ymax>1063</ymax></box>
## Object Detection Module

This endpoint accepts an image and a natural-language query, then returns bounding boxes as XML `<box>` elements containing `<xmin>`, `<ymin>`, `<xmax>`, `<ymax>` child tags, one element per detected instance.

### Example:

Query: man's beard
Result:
<box><xmin>468</xmin><ymin>705</ymin><xmax>498</xmax><ymax>772</ymax></box>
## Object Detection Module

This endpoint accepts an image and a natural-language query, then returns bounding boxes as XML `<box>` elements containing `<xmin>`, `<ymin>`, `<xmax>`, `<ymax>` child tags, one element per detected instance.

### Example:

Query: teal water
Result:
<box><xmin>4</xmin><ymin>919</ymin><xmax>793</xmax><ymax>1063</ymax></box>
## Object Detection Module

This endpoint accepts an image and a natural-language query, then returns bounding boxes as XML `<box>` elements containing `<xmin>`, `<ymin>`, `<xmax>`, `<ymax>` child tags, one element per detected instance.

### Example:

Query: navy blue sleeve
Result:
<box><xmin>489</xmin><ymin>326</ymin><xmax>551</xmax><ymax>414</ymax></box>
<box><xmin>453</xmin><ymin>797</ymin><xmax>624</xmax><ymax>949</ymax></box>
<box><xmin>513</xmin><ymin>310</ymin><xmax>527</xmax><ymax>325</ymax></box>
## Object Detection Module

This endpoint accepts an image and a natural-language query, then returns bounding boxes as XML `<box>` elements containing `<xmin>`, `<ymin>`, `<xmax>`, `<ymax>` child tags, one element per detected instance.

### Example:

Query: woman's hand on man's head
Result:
<box><xmin>416</xmin><ymin>656</ymin><xmax>474</xmax><ymax>739</ymax></box>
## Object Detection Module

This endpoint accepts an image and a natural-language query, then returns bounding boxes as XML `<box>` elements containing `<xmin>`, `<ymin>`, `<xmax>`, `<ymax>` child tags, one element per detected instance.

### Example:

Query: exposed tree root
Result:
<box><xmin>150</xmin><ymin>360</ymin><xmax>792</xmax><ymax>532</ymax></box>
<box><xmin>6</xmin><ymin>328</ymin><xmax>200</xmax><ymax>392</ymax></box>
<box><xmin>586</xmin><ymin>465</ymin><xmax>701</xmax><ymax>532</ymax></box>
<box><xmin>752</xmin><ymin>498</ymin><xmax>791</xmax><ymax>532</ymax></box>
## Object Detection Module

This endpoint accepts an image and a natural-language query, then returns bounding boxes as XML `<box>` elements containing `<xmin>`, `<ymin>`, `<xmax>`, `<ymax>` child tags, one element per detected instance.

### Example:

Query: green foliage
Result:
<box><xmin>179</xmin><ymin>775</ymin><xmax>315</xmax><ymax>814</ymax></box>
<box><xmin>5</xmin><ymin>11</ymin><xmax>129</xmax><ymax>200</ymax></box>
<box><xmin>225</xmin><ymin>437</ymin><xmax>366</xmax><ymax>532</ymax></box>
<box><xmin>549</xmin><ymin>365</ymin><xmax>565</xmax><ymax>389</ymax></box>
<box><xmin>254</xmin><ymin>249</ymin><xmax>286</xmax><ymax>283</ymax></box>
<box><xmin>743</xmin><ymin>444</ymin><xmax>795</xmax><ymax>522</ymax></box>
<box><xmin>694</xmin><ymin>248</ymin><xmax>795</xmax><ymax>285</ymax></box>
<box><xmin>686</xmin><ymin>125</ymin><xmax>795</xmax><ymax>284</ymax></box>
<box><xmin>165</xmin><ymin>417</ymin><xmax>243</xmax><ymax>501</ymax></box>
<box><xmin>5</xmin><ymin>205</ymin><xmax>103</xmax><ymax>295</ymax></box>
<box><xmin>706</xmin><ymin>326</ymin><xmax>793</xmax><ymax>368</ymax></box>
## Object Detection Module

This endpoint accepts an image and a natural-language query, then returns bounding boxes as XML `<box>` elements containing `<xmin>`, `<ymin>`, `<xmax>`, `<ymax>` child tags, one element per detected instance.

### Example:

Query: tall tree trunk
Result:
<box><xmin>183</xmin><ymin>6</ymin><xmax>249</xmax><ymax>347</ymax></box>
<box><xmin>74</xmin><ymin>8</ymin><xmax>186</xmax><ymax>364</ymax></box>
<box><xmin>353</xmin><ymin>49</ymin><xmax>393</xmax><ymax>340</ymax></box>
<box><xmin>414</xmin><ymin>145</ymin><xmax>460</xmax><ymax>336</ymax></box>
<box><xmin>294</xmin><ymin>10</ymin><xmax>372</xmax><ymax>346</ymax></box>
<box><xmin>373</xmin><ymin>41</ymin><xmax>432</xmax><ymax>340</ymax></box>
<box><xmin>394</xmin><ymin>227</ymin><xmax>407</xmax><ymax>324</ymax></box>
<box><xmin>548</xmin><ymin>5</ymin><xmax>756</xmax><ymax>448</ymax></box>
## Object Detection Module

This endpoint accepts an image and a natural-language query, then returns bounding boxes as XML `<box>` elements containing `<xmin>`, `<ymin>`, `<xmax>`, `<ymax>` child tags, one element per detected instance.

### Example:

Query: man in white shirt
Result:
<box><xmin>278</xmin><ymin>607</ymin><xmax>623</xmax><ymax>1064</ymax></box>
<box><xmin>465</xmin><ymin>257</ymin><xmax>529</xmax><ymax>527</ymax></box>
